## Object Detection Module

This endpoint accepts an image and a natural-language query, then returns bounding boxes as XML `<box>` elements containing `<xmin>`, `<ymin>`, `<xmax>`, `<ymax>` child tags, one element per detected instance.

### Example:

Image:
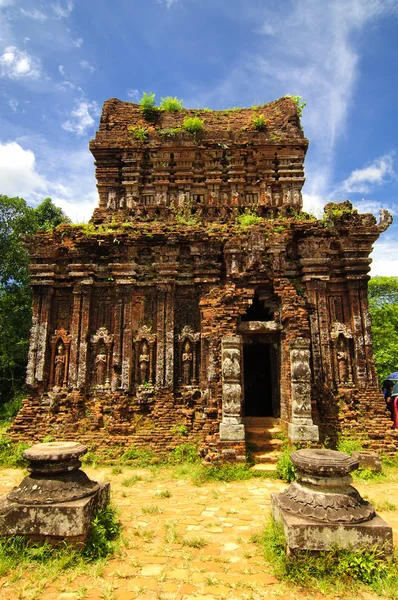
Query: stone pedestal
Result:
<box><xmin>0</xmin><ymin>442</ymin><xmax>110</xmax><ymax>545</ymax></box>
<box><xmin>272</xmin><ymin>449</ymin><xmax>393</xmax><ymax>554</ymax></box>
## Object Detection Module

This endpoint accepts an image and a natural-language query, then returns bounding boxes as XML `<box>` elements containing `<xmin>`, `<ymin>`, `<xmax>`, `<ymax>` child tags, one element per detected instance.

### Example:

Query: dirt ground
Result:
<box><xmin>0</xmin><ymin>466</ymin><xmax>397</xmax><ymax>600</ymax></box>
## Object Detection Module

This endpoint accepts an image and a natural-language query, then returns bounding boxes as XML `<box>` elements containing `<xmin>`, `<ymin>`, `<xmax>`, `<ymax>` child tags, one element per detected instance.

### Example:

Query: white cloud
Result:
<box><xmin>0</xmin><ymin>139</ymin><xmax>98</xmax><ymax>222</ymax></box>
<box><xmin>340</xmin><ymin>153</ymin><xmax>395</xmax><ymax>193</ymax></box>
<box><xmin>73</xmin><ymin>37</ymin><xmax>83</xmax><ymax>48</ymax></box>
<box><xmin>52</xmin><ymin>0</ymin><xmax>74</xmax><ymax>19</ymax></box>
<box><xmin>165</xmin><ymin>0</ymin><xmax>178</xmax><ymax>7</ymax></box>
<box><xmin>0</xmin><ymin>45</ymin><xmax>41</xmax><ymax>79</ymax></box>
<box><xmin>0</xmin><ymin>142</ymin><xmax>47</xmax><ymax>198</ymax></box>
<box><xmin>0</xmin><ymin>0</ymin><xmax>15</xmax><ymax>7</ymax></box>
<box><xmin>79</xmin><ymin>60</ymin><xmax>95</xmax><ymax>74</ymax></box>
<box><xmin>58</xmin><ymin>64</ymin><xmax>65</xmax><ymax>76</ymax></box>
<box><xmin>127</xmin><ymin>88</ymin><xmax>140</xmax><ymax>101</ymax></box>
<box><xmin>370</xmin><ymin>239</ymin><xmax>398</xmax><ymax>277</ymax></box>
<box><xmin>62</xmin><ymin>101</ymin><xmax>99</xmax><ymax>136</ymax></box>
<box><xmin>20</xmin><ymin>8</ymin><xmax>48</xmax><ymax>22</ymax></box>
<box><xmin>7</xmin><ymin>98</ymin><xmax>18</xmax><ymax>111</ymax></box>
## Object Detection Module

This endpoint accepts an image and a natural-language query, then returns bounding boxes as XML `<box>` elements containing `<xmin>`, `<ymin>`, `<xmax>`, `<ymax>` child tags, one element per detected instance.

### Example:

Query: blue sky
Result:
<box><xmin>0</xmin><ymin>0</ymin><xmax>397</xmax><ymax>275</ymax></box>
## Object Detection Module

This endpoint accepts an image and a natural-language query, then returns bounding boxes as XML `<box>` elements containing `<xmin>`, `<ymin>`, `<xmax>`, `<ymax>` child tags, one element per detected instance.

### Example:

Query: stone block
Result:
<box><xmin>352</xmin><ymin>451</ymin><xmax>382</xmax><ymax>472</ymax></box>
<box><xmin>219</xmin><ymin>423</ymin><xmax>245</xmax><ymax>441</ymax></box>
<box><xmin>0</xmin><ymin>482</ymin><xmax>110</xmax><ymax>544</ymax></box>
<box><xmin>272</xmin><ymin>493</ymin><xmax>393</xmax><ymax>554</ymax></box>
<box><xmin>288</xmin><ymin>422</ymin><xmax>319</xmax><ymax>442</ymax></box>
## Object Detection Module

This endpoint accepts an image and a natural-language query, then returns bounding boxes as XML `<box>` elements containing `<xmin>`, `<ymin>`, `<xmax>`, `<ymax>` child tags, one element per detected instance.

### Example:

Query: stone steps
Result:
<box><xmin>244</xmin><ymin>416</ymin><xmax>284</xmax><ymax>469</ymax></box>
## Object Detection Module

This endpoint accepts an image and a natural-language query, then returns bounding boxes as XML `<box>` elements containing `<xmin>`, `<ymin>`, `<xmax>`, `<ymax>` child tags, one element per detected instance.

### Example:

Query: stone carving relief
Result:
<box><xmin>90</xmin><ymin>327</ymin><xmax>114</xmax><ymax>389</ymax></box>
<box><xmin>330</xmin><ymin>323</ymin><xmax>353</xmax><ymax>386</ymax></box>
<box><xmin>49</xmin><ymin>328</ymin><xmax>72</xmax><ymax>390</ymax></box>
<box><xmin>133</xmin><ymin>325</ymin><xmax>156</xmax><ymax>388</ymax></box>
<box><xmin>177</xmin><ymin>326</ymin><xmax>200</xmax><ymax>387</ymax></box>
<box><xmin>288</xmin><ymin>338</ymin><xmax>319</xmax><ymax>442</ymax></box>
<box><xmin>219</xmin><ymin>336</ymin><xmax>245</xmax><ymax>441</ymax></box>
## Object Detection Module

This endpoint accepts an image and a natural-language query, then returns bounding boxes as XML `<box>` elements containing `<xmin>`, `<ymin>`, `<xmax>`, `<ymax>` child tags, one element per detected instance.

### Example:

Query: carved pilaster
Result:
<box><xmin>288</xmin><ymin>338</ymin><xmax>319</xmax><ymax>442</ymax></box>
<box><xmin>219</xmin><ymin>336</ymin><xmax>245</xmax><ymax>441</ymax></box>
<box><xmin>34</xmin><ymin>288</ymin><xmax>53</xmax><ymax>384</ymax></box>
<box><xmin>77</xmin><ymin>285</ymin><xmax>92</xmax><ymax>389</ymax></box>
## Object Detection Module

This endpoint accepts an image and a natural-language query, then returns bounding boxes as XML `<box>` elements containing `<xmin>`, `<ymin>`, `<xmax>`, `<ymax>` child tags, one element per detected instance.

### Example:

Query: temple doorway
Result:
<box><xmin>243</xmin><ymin>342</ymin><xmax>279</xmax><ymax>417</ymax></box>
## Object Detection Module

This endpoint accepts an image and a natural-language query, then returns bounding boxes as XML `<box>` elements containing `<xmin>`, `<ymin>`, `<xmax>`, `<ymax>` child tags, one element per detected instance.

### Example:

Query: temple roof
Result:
<box><xmin>89</xmin><ymin>96</ymin><xmax>308</xmax><ymax>153</ymax></box>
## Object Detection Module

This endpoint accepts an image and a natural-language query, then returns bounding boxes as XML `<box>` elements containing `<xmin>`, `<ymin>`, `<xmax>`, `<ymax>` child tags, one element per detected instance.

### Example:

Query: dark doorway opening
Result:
<box><xmin>243</xmin><ymin>343</ymin><xmax>274</xmax><ymax>417</ymax></box>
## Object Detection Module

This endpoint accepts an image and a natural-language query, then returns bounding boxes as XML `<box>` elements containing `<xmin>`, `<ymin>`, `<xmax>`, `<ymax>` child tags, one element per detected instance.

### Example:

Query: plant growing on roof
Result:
<box><xmin>285</xmin><ymin>94</ymin><xmax>306</xmax><ymax>117</ymax></box>
<box><xmin>182</xmin><ymin>116</ymin><xmax>205</xmax><ymax>134</ymax></box>
<box><xmin>139</xmin><ymin>92</ymin><xmax>158</xmax><ymax>121</ymax></box>
<box><xmin>128</xmin><ymin>126</ymin><xmax>148</xmax><ymax>141</ymax></box>
<box><xmin>252</xmin><ymin>114</ymin><xmax>267</xmax><ymax>131</ymax></box>
<box><xmin>159</xmin><ymin>96</ymin><xmax>184</xmax><ymax>112</ymax></box>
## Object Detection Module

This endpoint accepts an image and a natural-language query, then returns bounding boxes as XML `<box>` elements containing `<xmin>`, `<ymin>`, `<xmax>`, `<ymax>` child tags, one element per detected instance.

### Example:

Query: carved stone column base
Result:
<box><xmin>219</xmin><ymin>423</ymin><xmax>245</xmax><ymax>441</ymax></box>
<box><xmin>288</xmin><ymin>422</ymin><xmax>319</xmax><ymax>442</ymax></box>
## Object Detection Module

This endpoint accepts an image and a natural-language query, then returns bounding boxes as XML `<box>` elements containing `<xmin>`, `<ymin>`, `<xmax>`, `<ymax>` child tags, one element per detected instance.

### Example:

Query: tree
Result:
<box><xmin>0</xmin><ymin>195</ymin><xmax>70</xmax><ymax>406</ymax></box>
<box><xmin>368</xmin><ymin>276</ymin><xmax>398</xmax><ymax>383</ymax></box>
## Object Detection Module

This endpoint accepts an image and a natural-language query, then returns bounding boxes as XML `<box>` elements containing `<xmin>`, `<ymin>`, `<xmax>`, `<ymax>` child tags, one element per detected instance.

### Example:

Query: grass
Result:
<box><xmin>0</xmin><ymin>504</ymin><xmax>121</xmax><ymax>581</ymax></box>
<box><xmin>252</xmin><ymin>517</ymin><xmax>398</xmax><ymax>597</ymax></box>
<box><xmin>128</xmin><ymin>125</ymin><xmax>148</xmax><ymax>141</ymax></box>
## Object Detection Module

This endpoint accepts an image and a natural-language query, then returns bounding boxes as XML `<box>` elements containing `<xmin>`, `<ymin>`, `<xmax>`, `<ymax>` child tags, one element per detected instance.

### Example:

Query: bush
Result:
<box><xmin>128</xmin><ymin>126</ymin><xmax>148</xmax><ymax>141</ymax></box>
<box><xmin>160</xmin><ymin>96</ymin><xmax>183</xmax><ymax>112</ymax></box>
<box><xmin>183</xmin><ymin>116</ymin><xmax>205</xmax><ymax>134</ymax></box>
<box><xmin>275</xmin><ymin>446</ymin><xmax>296</xmax><ymax>482</ymax></box>
<box><xmin>139</xmin><ymin>92</ymin><xmax>158</xmax><ymax>121</ymax></box>
<box><xmin>252</xmin><ymin>114</ymin><xmax>267</xmax><ymax>131</ymax></box>
<box><xmin>83</xmin><ymin>505</ymin><xmax>122</xmax><ymax>561</ymax></box>
<box><xmin>120</xmin><ymin>444</ymin><xmax>156</xmax><ymax>466</ymax></box>
<box><xmin>236</xmin><ymin>211</ymin><xmax>262</xmax><ymax>227</ymax></box>
<box><xmin>337</xmin><ymin>437</ymin><xmax>364</xmax><ymax>454</ymax></box>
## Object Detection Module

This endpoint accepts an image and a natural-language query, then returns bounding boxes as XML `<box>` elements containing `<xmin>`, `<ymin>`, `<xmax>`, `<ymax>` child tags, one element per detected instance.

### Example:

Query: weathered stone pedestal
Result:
<box><xmin>272</xmin><ymin>449</ymin><xmax>393</xmax><ymax>554</ymax></box>
<box><xmin>0</xmin><ymin>442</ymin><xmax>110</xmax><ymax>545</ymax></box>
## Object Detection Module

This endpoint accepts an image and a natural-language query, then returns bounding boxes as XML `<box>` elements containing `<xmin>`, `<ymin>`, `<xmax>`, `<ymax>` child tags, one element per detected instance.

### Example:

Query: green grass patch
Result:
<box><xmin>0</xmin><ymin>437</ymin><xmax>30</xmax><ymax>468</ymax></box>
<box><xmin>253</xmin><ymin>517</ymin><xmax>398</xmax><ymax>596</ymax></box>
<box><xmin>0</xmin><ymin>504</ymin><xmax>121</xmax><ymax>578</ymax></box>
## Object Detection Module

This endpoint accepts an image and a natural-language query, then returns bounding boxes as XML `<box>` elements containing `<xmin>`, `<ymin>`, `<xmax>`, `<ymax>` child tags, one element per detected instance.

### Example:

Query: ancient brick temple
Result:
<box><xmin>11</xmin><ymin>97</ymin><xmax>396</xmax><ymax>460</ymax></box>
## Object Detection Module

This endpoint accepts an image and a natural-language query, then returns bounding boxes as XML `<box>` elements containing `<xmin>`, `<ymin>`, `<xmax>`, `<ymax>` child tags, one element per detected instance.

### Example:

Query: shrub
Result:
<box><xmin>285</xmin><ymin>94</ymin><xmax>306</xmax><ymax>117</ymax></box>
<box><xmin>159</xmin><ymin>96</ymin><xmax>183</xmax><ymax>112</ymax></box>
<box><xmin>252</xmin><ymin>114</ymin><xmax>267</xmax><ymax>131</ymax></box>
<box><xmin>236</xmin><ymin>211</ymin><xmax>262</xmax><ymax>227</ymax></box>
<box><xmin>139</xmin><ymin>91</ymin><xmax>158</xmax><ymax>121</ymax></box>
<box><xmin>128</xmin><ymin>126</ymin><xmax>148</xmax><ymax>141</ymax></box>
<box><xmin>275</xmin><ymin>446</ymin><xmax>296</xmax><ymax>482</ymax></box>
<box><xmin>83</xmin><ymin>505</ymin><xmax>122</xmax><ymax>561</ymax></box>
<box><xmin>183</xmin><ymin>116</ymin><xmax>205</xmax><ymax>134</ymax></box>
<box><xmin>337</xmin><ymin>437</ymin><xmax>363</xmax><ymax>454</ymax></box>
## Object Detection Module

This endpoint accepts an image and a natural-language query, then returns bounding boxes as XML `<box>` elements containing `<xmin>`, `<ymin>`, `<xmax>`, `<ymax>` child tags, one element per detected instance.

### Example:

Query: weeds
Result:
<box><xmin>139</xmin><ymin>91</ymin><xmax>158</xmax><ymax>121</ymax></box>
<box><xmin>236</xmin><ymin>210</ymin><xmax>262</xmax><ymax>228</ymax></box>
<box><xmin>121</xmin><ymin>475</ymin><xmax>143</xmax><ymax>487</ymax></box>
<box><xmin>183</xmin><ymin>116</ymin><xmax>205</xmax><ymax>134</ymax></box>
<box><xmin>168</xmin><ymin>442</ymin><xmax>199</xmax><ymax>464</ymax></box>
<box><xmin>182</xmin><ymin>536</ymin><xmax>208</xmax><ymax>548</ymax></box>
<box><xmin>83</xmin><ymin>505</ymin><xmax>122</xmax><ymax>560</ymax></box>
<box><xmin>120</xmin><ymin>445</ymin><xmax>156</xmax><ymax>467</ymax></box>
<box><xmin>159</xmin><ymin>96</ymin><xmax>183</xmax><ymax>112</ymax></box>
<box><xmin>285</xmin><ymin>94</ymin><xmax>306</xmax><ymax>117</ymax></box>
<box><xmin>141</xmin><ymin>505</ymin><xmax>162</xmax><ymax>515</ymax></box>
<box><xmin>155</xmin><ymin>489</ymin><xmax>171</xmax><ymax>498</ymax></box>
<box><xmin>0</xmin><ymin>437</ymin><xmax>29</xmax><ymax>468</ymax></box>
<box><xmin>252</xmin><ymin>114</ymin><xmax>267</xmax><ymax>131</ymax></box>
<box><xmin>253</xmin><ymin>517</ymin><xmax>397</xmax><ymax>595</ymax></box>
<box><xmin>275</xmin><ymin>445</ymin><xmax>296</xmax><ymax>483</ymax></box>
<box><xmin>128</xmin><ymin>125</ymin><xmax>148</xmax><ymax>141</ymax></box>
